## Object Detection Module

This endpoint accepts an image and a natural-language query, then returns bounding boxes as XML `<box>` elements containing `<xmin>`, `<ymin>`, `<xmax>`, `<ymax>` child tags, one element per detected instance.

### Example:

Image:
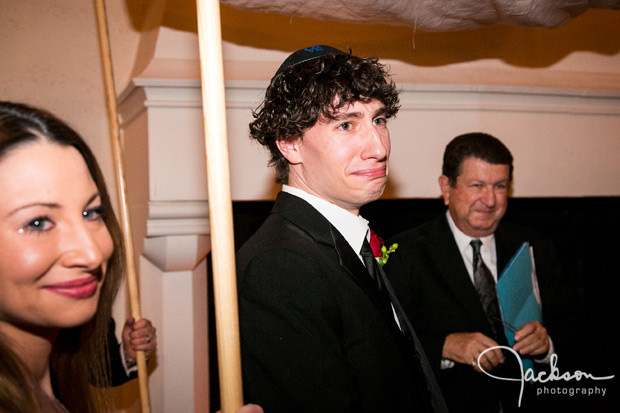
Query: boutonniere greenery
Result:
<box><xmin>369</xmin><ymin>229</ymin><xmax>399</xmax><ymax>267</ymax></box>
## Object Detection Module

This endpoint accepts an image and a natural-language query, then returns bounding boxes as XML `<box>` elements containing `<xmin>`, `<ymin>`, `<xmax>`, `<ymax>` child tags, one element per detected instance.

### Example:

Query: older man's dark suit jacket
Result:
<box><xmin>385</xmin><ymin>213</ymin><xmax>580</xmax><ymax>413</ymax></box>
<box><xmin>237</xmin><ymin>192</ymin><xmax>446</xmax><ymax>413</ymax></box>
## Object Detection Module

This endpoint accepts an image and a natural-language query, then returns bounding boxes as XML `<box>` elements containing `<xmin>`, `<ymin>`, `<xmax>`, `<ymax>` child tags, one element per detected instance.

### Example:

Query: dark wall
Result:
<box><xmin>209</xmin><ymin>197</ymin><xmax>619</xmax><ymax>411</ymax></box>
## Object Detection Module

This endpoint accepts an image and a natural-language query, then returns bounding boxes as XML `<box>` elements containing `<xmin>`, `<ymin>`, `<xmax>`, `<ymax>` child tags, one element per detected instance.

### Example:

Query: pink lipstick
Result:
<box><xmin>43</xmin><ymin>276</ymin><xmax>99</xmax><ymax>299</ymax></box>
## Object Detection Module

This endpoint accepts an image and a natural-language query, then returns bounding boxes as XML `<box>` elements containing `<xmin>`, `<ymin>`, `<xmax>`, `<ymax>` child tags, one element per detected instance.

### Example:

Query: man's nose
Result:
<box><xmin>480</xmin><ymin>186</ymin><xmax>497</xmax><ymax>207</ymax></box>
<box><xmin>361</xmin><ymin>124</ymin><xmax>389</xmax><ymax>160</ymax></box>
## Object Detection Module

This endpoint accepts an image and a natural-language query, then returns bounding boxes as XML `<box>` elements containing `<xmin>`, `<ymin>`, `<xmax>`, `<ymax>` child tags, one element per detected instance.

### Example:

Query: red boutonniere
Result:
<box><xmin>369</xmin><ymin>230</ymin><xmax>398</xmax><ymax>267</ymax></box>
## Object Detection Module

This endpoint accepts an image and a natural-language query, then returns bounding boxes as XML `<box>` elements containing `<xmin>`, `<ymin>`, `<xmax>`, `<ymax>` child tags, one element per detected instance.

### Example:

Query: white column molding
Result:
<box><xmin>397</xmin><ymin>84</ymin><xmax>620</xmax><ymax>115</ymax></box>
<box><xmin>146</xmin><ymin>200</ymin><xmax>210</xmax><ymax>237</ymax></box>
<box><xmin>143</xmin><ymin>234</ymin><xmax>210</xmax><ymax>272</ymax></box>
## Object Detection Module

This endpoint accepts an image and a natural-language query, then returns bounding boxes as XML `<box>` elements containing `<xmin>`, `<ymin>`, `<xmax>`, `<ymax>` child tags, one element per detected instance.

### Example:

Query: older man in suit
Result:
<box><xmin>385</xmin><ymin>133</ymin><xmax>580</xmax><ymax>412</ymax></box>
<box><xmin>236</xmin><ymin>45</ymin><xmax>447</xmax><ymax>412</ymax></box>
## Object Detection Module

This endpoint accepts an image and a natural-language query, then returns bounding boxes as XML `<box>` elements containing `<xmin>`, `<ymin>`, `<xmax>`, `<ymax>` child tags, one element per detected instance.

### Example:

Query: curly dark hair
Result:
<box><xmin>442</xmin><ymin>132</ymin><xmax>514</xmax><ymax>186</ymax></box>
<box><xmin>250</xmin><ymin>52</ymin><xmax>400</xmax><ymax>184</ymax></box>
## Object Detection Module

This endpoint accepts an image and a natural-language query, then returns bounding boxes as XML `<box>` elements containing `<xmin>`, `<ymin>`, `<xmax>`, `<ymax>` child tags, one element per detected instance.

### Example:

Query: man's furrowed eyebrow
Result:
<box><xmin>468</xmin><ymin>178</ymin><xmax>509</xmax><ymax>185</ymax></box>
<box><xmin>330</xmin><ymin>107</ymin><xmax>387</xmax><ymax>122</ymax></box>
<box><xmin>330</xmin><ymin>111</ymin><xmax>363</xmax><ymax>121</ymax></box>
<box><xmin>373</xmin><ymin>107</ymin><xmax>387</xmax><ymax>117</ymax></box>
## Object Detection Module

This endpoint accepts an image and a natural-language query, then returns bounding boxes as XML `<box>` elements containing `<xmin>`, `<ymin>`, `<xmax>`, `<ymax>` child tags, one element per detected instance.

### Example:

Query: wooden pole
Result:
<box><xmin>195</xmin><ymin>0</ymin><xmax>244</xmax><ymax>411</ymax></box>
<box><xmin>93</xmin><ymin>1</ymin><xmax>151</xmax><ymax>411</ymax></box>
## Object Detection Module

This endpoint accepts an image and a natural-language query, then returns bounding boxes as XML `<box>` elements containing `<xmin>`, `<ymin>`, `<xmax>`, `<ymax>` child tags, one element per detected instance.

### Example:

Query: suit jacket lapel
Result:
<box><xmin>273</xmin><ymin>192</ymin><xmax>399</xmax><ymax>327</ymax></box>
<box><xmin>329</xmin><ymin>224</ymin><xmax>402</xmax><ymax>327</ymax></box>
<box><xmin>425</xmin><ymin>215</ymin><xmax>493</xmax><ymax>332</ymax></box>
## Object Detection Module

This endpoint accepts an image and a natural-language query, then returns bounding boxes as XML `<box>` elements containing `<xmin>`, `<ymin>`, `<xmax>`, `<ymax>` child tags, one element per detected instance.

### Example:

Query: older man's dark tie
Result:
<box><xmin>471</xmin><ymin>239</ymin><xmax>504</xmax><ymax>338</ymax></box>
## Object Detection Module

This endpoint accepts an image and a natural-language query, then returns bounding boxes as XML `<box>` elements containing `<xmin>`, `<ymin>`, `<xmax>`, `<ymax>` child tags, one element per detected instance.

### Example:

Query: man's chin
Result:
<box><xmin>469</xmin><ymin>221</ymin><xmax>500</xmax><ymax>237</ymax></box>
<box><xmin>363</xmin><ymin>185</ymin><xmax>387</xmax><ymax>204</ymax></box>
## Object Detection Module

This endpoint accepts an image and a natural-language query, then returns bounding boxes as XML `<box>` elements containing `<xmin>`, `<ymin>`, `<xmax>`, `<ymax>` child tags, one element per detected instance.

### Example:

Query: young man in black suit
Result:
<box><xmin>236</xmin><ymin>45</ymin><xmax>447</xmax><ymax>412</ymax></box>
<box><xmin>385</xmin><ymin>133</ymin><xmax>582</xmax><ymax>412</ymax></box>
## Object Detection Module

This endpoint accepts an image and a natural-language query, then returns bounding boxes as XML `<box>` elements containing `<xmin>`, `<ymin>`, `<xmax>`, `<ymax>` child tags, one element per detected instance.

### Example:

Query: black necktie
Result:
<box><xmin>360</xmin><ymin>238</ymin><xmax>383</xmax><ymax>291</ymax></box>
<box><xmin>361</xmin><ymin>236</ymin><xmax>423</xmax><ymax>341</ymax></box>
<box><xmin>471</xmin><ymin>239</ymin><xmax>503</xmax><ymax>339</ymax></box>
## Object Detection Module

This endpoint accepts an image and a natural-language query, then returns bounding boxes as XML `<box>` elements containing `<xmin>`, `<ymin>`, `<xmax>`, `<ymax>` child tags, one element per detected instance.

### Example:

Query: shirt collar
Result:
<box><xmin>283</xmin><ymin>185</ymin><xmax>369</xmax><ymax>255</ymax></box>
<box><xmin>445</xmin><ymin>210</ymin><xmax>495</xmax><ymax>256</ymax></box>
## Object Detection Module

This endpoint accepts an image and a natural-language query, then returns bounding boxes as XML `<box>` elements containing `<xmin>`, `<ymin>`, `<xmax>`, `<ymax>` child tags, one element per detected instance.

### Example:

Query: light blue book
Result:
<box><xmin>497</xmin><ymin>242</ymin><xmax>542</xmax><ymax>373</ymax></box>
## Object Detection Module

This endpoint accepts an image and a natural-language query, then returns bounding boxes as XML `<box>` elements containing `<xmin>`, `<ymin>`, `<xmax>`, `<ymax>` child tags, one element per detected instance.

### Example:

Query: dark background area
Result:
<box><xmin>209</xmin><ymin>196</ymin><xmax>619</xmax><ymax>411</ymax></box>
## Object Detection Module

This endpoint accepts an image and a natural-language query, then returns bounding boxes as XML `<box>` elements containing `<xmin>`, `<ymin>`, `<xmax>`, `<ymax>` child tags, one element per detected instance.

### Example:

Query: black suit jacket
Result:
<box><xmin>237</xmin><ymin>192</ymin><xmax>446</xmax><ymax>412</ymax></box>
<box><xmin>385</xmin><ymin>213</ymin><xmax>581</xmax><ymax>413</ymax></box>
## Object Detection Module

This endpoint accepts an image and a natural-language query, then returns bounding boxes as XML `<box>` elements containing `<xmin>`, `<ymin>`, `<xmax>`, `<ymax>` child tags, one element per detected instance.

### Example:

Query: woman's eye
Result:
<box><xmin>83</xmin><ymin>206</ymin><xmax>106</xmax><ymax>221</ymax></box>
<box><xmin>20</xmin><ymin>217</ymin><xmax>54</xmax><ymax>233</ymax></box>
